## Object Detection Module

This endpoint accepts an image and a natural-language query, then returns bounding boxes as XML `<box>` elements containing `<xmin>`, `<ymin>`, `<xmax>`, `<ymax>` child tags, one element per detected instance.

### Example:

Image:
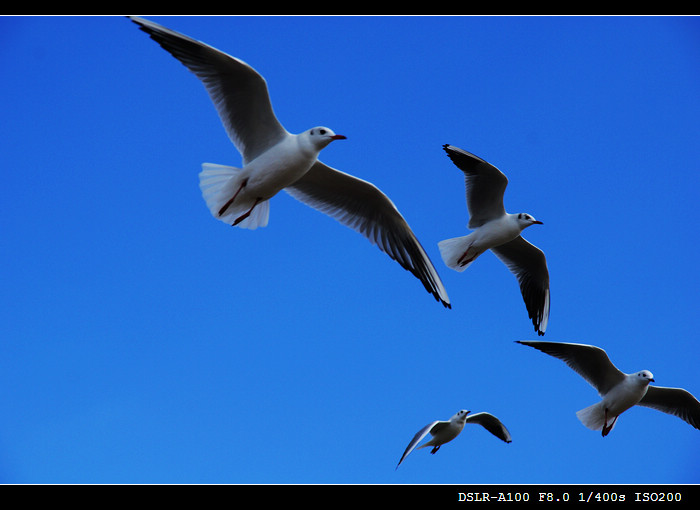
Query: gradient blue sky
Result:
<box><xmin>1</xmin><ymin>15</ymin><xmax>699</xmax><ymax>484</ymax></box>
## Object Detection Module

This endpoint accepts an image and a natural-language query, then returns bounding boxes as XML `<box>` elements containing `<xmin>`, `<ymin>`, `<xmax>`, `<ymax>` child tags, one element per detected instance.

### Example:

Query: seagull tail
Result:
<box><xmin>575</xmin><ymin>402</ymin><xmax>607</xmax><ymax>432</ymax></box>
<box><xmin>437</xmin><ymin>234</ymin><xmax>481</xmax><ymax>272</ymax></box>
<box><xmin>199</xmin><ymin>163</ymin><xmax>270</xmax><ymax>230</ymax></box>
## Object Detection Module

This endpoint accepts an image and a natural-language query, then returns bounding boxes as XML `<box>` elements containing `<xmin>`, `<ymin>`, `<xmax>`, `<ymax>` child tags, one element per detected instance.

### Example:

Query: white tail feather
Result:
<box><xmin>437</xmin><ymin>234</ymin><xmax>480</xmax><ymax>272</ymax></box>
<box><xmin>199</xmin><ymin>163</ymin><xmax>270</xmax><ymax>230</ymax></box>
<box><xmin>576</xmin><ymin>402</ymin><xmax>608</xmax><ymax>431</ymax></box>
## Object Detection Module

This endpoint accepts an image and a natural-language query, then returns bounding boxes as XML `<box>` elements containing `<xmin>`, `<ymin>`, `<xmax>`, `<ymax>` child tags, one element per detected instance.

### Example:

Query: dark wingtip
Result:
<box><xmin>433</xmin><ymin>293</ymin><xmax>451</xmax><ymax>309</ymax></box>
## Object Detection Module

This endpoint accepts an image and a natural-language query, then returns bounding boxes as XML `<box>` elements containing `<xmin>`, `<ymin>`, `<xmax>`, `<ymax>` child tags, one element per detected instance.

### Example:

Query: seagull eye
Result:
<box><xmin>320</xmin><ymin>129</ymin><xmax>326</xmax><ymax>135</ymax></box>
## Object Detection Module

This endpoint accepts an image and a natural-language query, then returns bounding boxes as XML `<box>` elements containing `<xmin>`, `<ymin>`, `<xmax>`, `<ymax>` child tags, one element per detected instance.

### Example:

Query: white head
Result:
<box><xmin>305</xmin><ymin>126</ymin><xmax>346</xmax><ymax>149</ymax></box>
<box><xmin>515</xmin><ymin>212</ymin><xmax>543</xmax><ymax>230</ymax></box>
<box><xmin>634</xmin><ymin>370</ymin><xmax>655</xmax><ymax>385</ymax></box>
<box><xmin>450</xmin><ymin>409</ymin><xmax>470</xmax><ymax>423</ymax></box>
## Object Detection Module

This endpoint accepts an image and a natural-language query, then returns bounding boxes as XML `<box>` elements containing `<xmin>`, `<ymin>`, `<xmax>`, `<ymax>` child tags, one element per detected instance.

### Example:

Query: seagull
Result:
<box><xmin>516</xmin><ymin>340</ymin><xmax>700</xmax><ymax>436</ymax></box>
<box><xmin>396</xmin><ymin>409</ymin><xmax>512</xmax><ymax>469</ymax></box>
<box><xmin>128</xmin><ymin>17</ymin><xmax>450</xmax><ymax>308</ymax></box>
<box><xmin>438</xmin><ymin>145</ymin><xmax>549</xmax><ymax>333</ymax></box>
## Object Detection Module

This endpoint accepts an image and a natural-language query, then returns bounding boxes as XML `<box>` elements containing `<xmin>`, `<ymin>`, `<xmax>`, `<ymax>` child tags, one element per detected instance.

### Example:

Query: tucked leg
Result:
<box><xmin>602</xmin><ymin>408</ymin><xmax>618</xmax><ymax>437</ymax></box>
<box><xmin>232</xmin><ymin>198</ymin><xmax>262</xmax><ymax>226</ymax></box>
<box><xmin>218</xmin><ymin>178</ymin><xmax>248</xmax><ymax>217</ymax></box>
<box><xmin>457</xmin><ymin>246</ymin><xmax>475</xmax><ymax>267</ymax></box>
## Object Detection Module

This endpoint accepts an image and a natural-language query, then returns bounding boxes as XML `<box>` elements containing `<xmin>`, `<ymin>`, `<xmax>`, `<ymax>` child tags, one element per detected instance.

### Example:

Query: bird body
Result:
<box><xmin>416</xmin><ymin>411</ymin><xmax>467</xmax><ymax>453</ymax></box>
<box><xmin>439</xmin><ymin>213</ymin><xmax>539</xmax><ymax>271</ymax></box>
<box><xmin>600</xmin><ymin>370</ymin><xmax>653</xmax><ymax>417</ymax></box>
<box><xmin>200</xmin><ymin>127</ymin><xmax>345</xmax><ymax>229</ymax></box>
<box><xmin>238</xmin><ymin>128</ymin><xmax>345</xmax><ymax>199</ymax></box>
<box><xmin>576</xmin><ymin>370</ymin><xmax>653</xmax><ymax>435</ymax></box>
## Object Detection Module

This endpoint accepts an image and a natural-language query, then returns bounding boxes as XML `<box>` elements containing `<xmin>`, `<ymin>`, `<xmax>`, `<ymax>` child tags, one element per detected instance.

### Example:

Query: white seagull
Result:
<box><xmin>438</xmin><ymin>145</ymin><xmax>549</xmax><ymax>333</ymax></box>
<box><xmin>129</xmin><ymin>17</ymin><xmax>450</xmax><ymax>308</ymax></box>
<box><xmin>396</xmin><ymin>409</ymin><xmax>512</xmax><ymax>469</ymax></box>
<box><xmin>517</xmin><ymin>340</ymin><xmax>700</xmax><ymax>436</ymax></box>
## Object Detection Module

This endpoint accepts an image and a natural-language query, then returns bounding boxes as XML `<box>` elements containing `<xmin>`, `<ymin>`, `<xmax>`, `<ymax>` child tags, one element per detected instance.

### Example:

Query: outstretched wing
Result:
<box><xmin>465</xmin><ymin>412</ymin><xmax>513</xmax><ymax>443</ymax></box>
<box><xmin>638</xmin><ymin>386</ymin><xmax>700</xmax><ymax>430</ymax></box>
<box><xmin>286</xmin><ymin>162</ymin><xmax>451</xmax><ymax>308</ymax></box>
<box><xmin>130</xmin><ymin>16</ymin><xmax>288</xmax><ymax>163</ymax></box>
<box><xmin>516</xmin><ymin>341</ymin><xmax>626</xmax><ymax>396</ymax></box>
<box><xmin>396</xmin><ymin>421</ymin><xmax>439</xmax><ymax>469</ymax></box>
<box><xmin>443</xmin><ymin>145</ymin><xmax>508</xmax><ymax>229</ymax></box>
<box><xmin>492</xmin><ymin>237</ymin><xmax>550</xmax><ymax>335</ymax></box>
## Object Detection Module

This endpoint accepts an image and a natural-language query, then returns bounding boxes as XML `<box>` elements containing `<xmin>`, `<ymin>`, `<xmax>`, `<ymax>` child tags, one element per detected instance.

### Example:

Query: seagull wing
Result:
<box><xmin>516</xmin><ymin>341</ymin><xmax>626</xmax><ymax>396</ymax></box>
<box><xmin>638</xmin><ymin>386</ymin><xmax>700</xmax><ymax>430</ymax></box>
<box><xmin>129</xmin><ymin>16</ymin><xmax>288</xmax><ymax>163</ymax></box>
<box><xmin>286</xmin><ymin>162</ymin><xmax>451</xmax><ymax>308</ymax></box>
<box><xmin>443</xmin><ymin>145</ymin><xmax>508</xmax><ymax>229</ymax></box>
<box><xmin>491</xmin><ymin>236</ymin><xmax>550</xmax><ymax>335</ymax></box>
<box><xmin>465</xmin><ymin>412</ymin><xmax>513</xmax><ymax>443</ymax></box>
<box><xmin>396</xmin><ymin>420</ymin><xmax>439</xmax><ymax>469</ymax></box>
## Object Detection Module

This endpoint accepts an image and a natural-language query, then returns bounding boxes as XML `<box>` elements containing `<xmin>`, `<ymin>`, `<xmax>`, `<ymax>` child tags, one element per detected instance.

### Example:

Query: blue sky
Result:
<box><xmin>1</xmin><ymin>15</ymin><xmax>699</xmax><ymax>484</ymax></box>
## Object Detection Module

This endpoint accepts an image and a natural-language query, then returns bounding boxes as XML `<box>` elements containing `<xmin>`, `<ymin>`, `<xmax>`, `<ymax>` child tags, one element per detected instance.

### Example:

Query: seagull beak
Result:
<box><xmin>533</xmin><ymin>220</ymin><xmax>543</xmax><ymax>225</ymax></box>
<box><xmin>650</xmin><ymin>378</ymin><xmax>655</xmax><ymax>382</ymax></box>
<box><xmin>330</xmin><ymin>134</ymin><xmax>347</xmax><ymax>140</ymax></box>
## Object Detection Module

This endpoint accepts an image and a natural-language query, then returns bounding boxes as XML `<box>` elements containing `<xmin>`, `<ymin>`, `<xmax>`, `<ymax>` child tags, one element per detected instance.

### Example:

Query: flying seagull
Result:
<box><xmin>128</xmin><ymin>17</ymin><xmax>450</xmax><ymax>308</ymax></box>
<box><xmin>438</xmin><ymin>145</ymin><xmax>549</xmax><ymax>332</ymax></box>
<box><xmin>396</xmin><ymin>409</ymin><xmax>512</xmax><ymax>469</ymax></box>
<box><xmin>516</xmin><ymin>340</ymin><xmax>700</xmax><ymax>436</ymax></box>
